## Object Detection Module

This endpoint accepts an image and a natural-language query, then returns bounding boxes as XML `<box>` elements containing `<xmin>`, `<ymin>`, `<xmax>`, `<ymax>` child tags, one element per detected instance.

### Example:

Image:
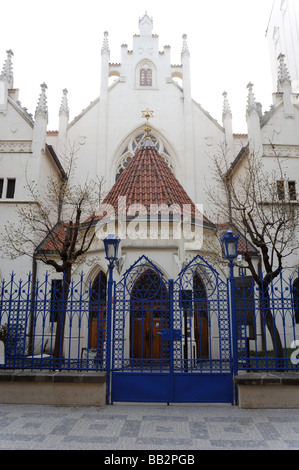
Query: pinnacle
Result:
<box><xmin>35</xmin><ymin>82</ymin><xmax>48</xmax><ymax>119</ymax></box>
<box><xmin>222</xmin><ymin>91</ymin><xmax>232</xmax><ymax>119</ymax></box>
<box><xmin>0</xmin><ymin>49</ymin><xmax>14</xmax><ymax>87</ymax></box>
<box><xmin>101</xmin><ymin>31</ymin><xmax>110</xmax><ymax>56</ymax></box>
<box><xmin>181</xmin><ymin>34</ymin><xmax>190</xmax><ymax>57</ymax></box>
<box><xmin>277</xmin><ymin>53</ymin><xmax>291</xmax><ymax>91</ymax></box>
<box><xmin>59</xmin><ymin>88</ymin><xmax>69</xmax><ymax>117</ymax></box>
<box><xmin>246</xmin><ymin>82</ymin><xmax>257</xmax><ymax>114</ymax></box>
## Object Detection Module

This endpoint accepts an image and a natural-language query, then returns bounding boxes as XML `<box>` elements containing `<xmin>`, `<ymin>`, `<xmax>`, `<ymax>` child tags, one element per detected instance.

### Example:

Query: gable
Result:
<box><xmin>0</xmin><ymin>96</ymin><xmax>33</xmax><ymax>140</ymax></box>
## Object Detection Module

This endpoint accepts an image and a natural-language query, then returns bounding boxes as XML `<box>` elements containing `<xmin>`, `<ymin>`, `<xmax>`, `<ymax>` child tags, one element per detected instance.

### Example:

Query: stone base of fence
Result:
<box><xmin>0</xmin><ymin>371</ymin><xmax>106</xmax><ymax>406</ymax></box>
<box><xmin>235</xmin><ymin>372</ymin><xmax>299</xmax><ymax>409</ymax></box>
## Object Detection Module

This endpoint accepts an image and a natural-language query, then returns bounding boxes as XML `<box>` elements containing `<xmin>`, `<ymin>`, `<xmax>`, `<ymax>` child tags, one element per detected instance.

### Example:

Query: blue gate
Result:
<box><xmin>111</xmin><ymin>255</ymin><xmax>233</xmax><ymax>403</ymax></box>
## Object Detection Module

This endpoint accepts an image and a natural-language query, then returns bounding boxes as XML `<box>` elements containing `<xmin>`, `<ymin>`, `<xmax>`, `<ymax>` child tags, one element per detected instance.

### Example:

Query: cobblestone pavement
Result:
<box><xmin>0</xmin><ymin>403</ymin><xmax>299</xmax><ymax>451</ymax></box>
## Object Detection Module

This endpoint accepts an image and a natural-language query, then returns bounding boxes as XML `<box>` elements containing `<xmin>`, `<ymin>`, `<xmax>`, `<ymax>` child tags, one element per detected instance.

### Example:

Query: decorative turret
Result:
<box><xmin>277</xmin><ymin>53</ymin><xmax>291</xmax><ymax>90</ymax></box>
<box><xmin>246</xmin><ymin>83</ymin><xmax>262</xmax><ymax>156</ymax></box>
<box><xmin>98</xmin><ymin>31</ymin><xmax>110</xmax><ymax>176</ymax></box>
<box><xmin>101</xmin><ymin>30</ymin><xmax>110</xmax><ymax>57</ymax></box>
<box><xmin>246</xmin><ymin>82</ymin><xmax>257</xmax><ymax>116</ymax></box>
<box><xmin>277</xmin><ymin>53</ymin><xmax>294</xmax><ymax>117</ymax></box>
<box><xmin>181</xmin><ymin>33</ymin><xmax>195</xmax><ymax>200</ymax></box>
<box><xmin>32</xmin><ymin>83</ymin><xmax>48</xmax><ymax>153</ymax></box>
<box><xmin>222</xmin><ymin>91</ymin><xmax>234</xmax><ymax>158</ymax></box>
<box><xmin>181</xmin><ymin>34</ymin><xmax>190</xmax><ymax>58</ymax></box>
<box><xmin>0</xmin><ymin>49</ymin><xmax>14</xmax><ymax>88</ymax></box>
<box><xmin>0</xmin><ymin>49</ymin><xmax>14</xmax><ymax>112</ymax></box>
<box><xmin>35</xmin><ymin>82</ymin><xmax>48</xmax><ymax>120</ymax></box>
<box><xmin>58</xmin><ymin>88</ymin><xmax>69</xmax><ymax>155</ymax></box>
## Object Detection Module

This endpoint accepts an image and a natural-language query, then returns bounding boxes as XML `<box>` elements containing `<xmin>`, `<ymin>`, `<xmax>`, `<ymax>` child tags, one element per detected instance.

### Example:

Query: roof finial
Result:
<box><xmin>35</xmin><ymin>82</ymin><xmax>48</xmax><ymax>119</ymax></box>
<box><xmin>277</xmin><ymin>53</ymin><xmax>291</xmax><ymax>91</ymax></box>
<box><xmin>141</xmin><ymin>108</ymin><xmax>154</xmax><ymax>147</ymax></box>
<box><xmin>59</xmin><ymin>88</ymin><xmax>69</xmax><ymax>118</ymax></box>
<box><xmin>101</xmin><ymin>31</ymin><xmax>110</xmax><ymax>56</ymax></box>
<box><xmin>0</xmin><ymin>49</ymin><xmax>14</xmax><ymax>88</ymax></box>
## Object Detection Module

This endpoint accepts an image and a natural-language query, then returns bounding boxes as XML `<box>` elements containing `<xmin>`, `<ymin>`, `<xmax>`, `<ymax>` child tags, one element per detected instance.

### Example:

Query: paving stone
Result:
<box><xmin>0</xmin><ymin>403</ymin><xmax>299</xmax><ymax>450</ymax></box>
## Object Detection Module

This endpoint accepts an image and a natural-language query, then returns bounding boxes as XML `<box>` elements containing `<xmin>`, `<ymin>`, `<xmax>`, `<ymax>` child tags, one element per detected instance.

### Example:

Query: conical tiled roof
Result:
<box><xmin>96</xmin><ymin>140</ymin><xmax>213</xmax><ymax>227</ymax></box>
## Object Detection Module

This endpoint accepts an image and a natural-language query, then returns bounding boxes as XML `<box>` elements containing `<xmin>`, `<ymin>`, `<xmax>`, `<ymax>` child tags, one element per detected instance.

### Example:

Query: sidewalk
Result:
<box><xmin>0</xmin><ymin>402</ymin><xmax>299</xmax><ymax>450</ymax></box>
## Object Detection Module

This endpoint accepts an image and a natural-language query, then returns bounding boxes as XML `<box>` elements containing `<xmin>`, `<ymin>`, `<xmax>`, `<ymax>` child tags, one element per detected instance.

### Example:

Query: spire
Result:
<box><xmin>58</xmin><ymin>88</ymin><xmax>69</xmax><ymax>154</ymax></box>
<box><xmin>277</xmin><ymin>53</ymin><xmax>291</xmax><ymax>91</ymax></box>
<box><xmin>0</xmin><ymin>49</ymin><xmax>14</xmax><ymax>88</ymax></box>
<box><xmin>181</xmin><ymin>34</ymin><xmax>190</xmax><ymax>58</ymax></box>
<box><xmin>246</xmin><ymin>82</ymin><xmax>257</xmax><ymax>115</ymax></box>
<box><xmin>246</xmin><ymin>83</ymin><xmax>262</xmax><ymax>156</ymax></box>
<box><xmin>222</xmin><ymin>92</ymin><xmax>234</xmax><ymax>158</ymax></box>
<box><xmin>35</xmin><ymin>82</ymin><xmax>48</xmax><ymax>120</ymax></box>
<box><xmin>101</xmin><ymin>31</ymin><xmax>110</xmax><ymax>57</ymax></box>
<box><xmin>59</xmin><ymin>88</ymin><xmax>69</xmax><ymax>118</ymax></box>
<box><xmin>222</xmin><ymin>91</ymin><xmax>232</xmax><ymax>120</ymax></box>
<box><xmin>277</xmin><ymin>53</ymin><xmax>294</xmax><ymax>116</ymax></box>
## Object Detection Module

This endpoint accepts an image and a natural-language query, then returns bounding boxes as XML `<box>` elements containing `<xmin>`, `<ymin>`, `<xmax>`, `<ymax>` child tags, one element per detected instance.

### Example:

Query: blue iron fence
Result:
<box><xmin>0</xmin><ymin>272</ymin><xmax>107</xmax><ymax>371</ymax></box>
<box><xmin>0</xmin><ymin>266</ymin><xmax>298</xmax><ymax>377</ymax></box>
<box><xmin>235</xmin><ymin>270</ymin><xmax>299</xmax><ymax>371</ymax></box>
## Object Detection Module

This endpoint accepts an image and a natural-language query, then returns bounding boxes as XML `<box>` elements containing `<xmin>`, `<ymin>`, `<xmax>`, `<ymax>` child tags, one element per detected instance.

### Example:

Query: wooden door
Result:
<box><xmin>194</xmin><ymin>315</ymin><xmax>209</xmax><ymax>359</ymax></box>
<box><xmin>89</xmin><ymin>306</ymin><xmax>106</xmax><ymax>352</ymax></box>
<box><xmin>131</xmin><ymin>306</ymin><xmax>162</xmax><ymax>359</ymax></box>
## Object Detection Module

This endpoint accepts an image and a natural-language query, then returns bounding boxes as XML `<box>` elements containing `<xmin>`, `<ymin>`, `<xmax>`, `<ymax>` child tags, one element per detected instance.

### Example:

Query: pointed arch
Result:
<box><xmin>129</xmin><ymin>266</ymin><xmax>169</xmax><ymax>361</ymax></box>
<box><xmin>88</xmin><ymin>270</ymin><xmax>107</xmax><ymax>352</ymax></box>
<box><xmin>193</xmin><ymin>272</ymin><xmax>209</xmax><ymax>359</ymax></box>
<box><xmin>111</xmin><ymin>126</ymin><xmax>180</xmax><ymax>184</ymax></box>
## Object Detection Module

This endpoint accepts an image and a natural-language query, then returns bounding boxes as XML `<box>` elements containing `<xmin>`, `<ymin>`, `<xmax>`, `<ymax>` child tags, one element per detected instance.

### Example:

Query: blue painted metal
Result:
<box><xmin>1</xmin><ymin>259</ymin><xmax>298</xmax><ymax>404</ymax></box>
<box><xmin>0</xmin><ymin>271</ymin><xmax>108</xmax><ymax>372</ymax></box>
<box><xmin>235</xmin><ymin>269</ymin><xmax>299</xmax><ymax>372</ymax></box>
<box><xmin>111</xmin><ymin>255</ymin><xmax>234</xmax><ymax>404</ymax></box>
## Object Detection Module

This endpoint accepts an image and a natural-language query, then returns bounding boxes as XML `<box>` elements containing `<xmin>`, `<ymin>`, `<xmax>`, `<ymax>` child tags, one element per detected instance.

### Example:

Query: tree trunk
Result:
<box><xmin>260</xmin><ymin>285</ymin><xmax>284</xmax><ymax>367</ymax></box>
<box><xmin>53</xmin><ymin>267</ymin><xmax>72</xmax><ymax>363</ymax></box>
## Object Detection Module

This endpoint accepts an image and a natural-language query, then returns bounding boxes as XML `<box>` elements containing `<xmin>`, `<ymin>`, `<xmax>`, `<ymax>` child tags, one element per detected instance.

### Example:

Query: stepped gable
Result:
<box><xmin>97</xmin><ymin>140</ymin><xmax>213</xmax><ymax>227</ymax></box>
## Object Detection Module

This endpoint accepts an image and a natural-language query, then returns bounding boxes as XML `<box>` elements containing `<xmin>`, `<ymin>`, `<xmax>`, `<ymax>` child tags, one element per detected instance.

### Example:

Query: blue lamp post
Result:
<box><xmin>102</xmin><ymin>233</ymin><xmax>120</xmax><ymax>404</ymax></box>
<box><xmin>220</xmin><ymin>230</ymin><xmax>239</xmax><ymax>403</ymax></box>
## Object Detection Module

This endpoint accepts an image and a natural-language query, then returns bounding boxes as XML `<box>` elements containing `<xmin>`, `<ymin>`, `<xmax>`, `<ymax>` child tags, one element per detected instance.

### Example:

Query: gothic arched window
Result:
<box><xmin>136</xmin><ymin>60</ymin><xmax>156</xmax><ymax>88</ymax></box>
<box><xmin>140</xmin><ymin>68</ymin><xmax>152</xmax><ymax>86</ymax></box>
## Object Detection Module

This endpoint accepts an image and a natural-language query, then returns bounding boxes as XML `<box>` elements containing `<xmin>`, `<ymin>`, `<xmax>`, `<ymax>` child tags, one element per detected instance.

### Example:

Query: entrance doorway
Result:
<box><xmin>130</xmin><ymin>269</ymin><xmax>168</xmax><ymax>363</ymax></box>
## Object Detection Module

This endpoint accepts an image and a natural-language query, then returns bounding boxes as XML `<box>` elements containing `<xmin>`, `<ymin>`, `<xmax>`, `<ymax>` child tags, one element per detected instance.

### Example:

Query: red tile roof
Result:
<box><xmin>95</xmin><ymin>141</ymin><xmax>213</xmax><ymax>226</ymax></box>
<box><xmin>41</xmin><ymin>141</ymin><xmax>214</xmax><ymax>253</ymax></box>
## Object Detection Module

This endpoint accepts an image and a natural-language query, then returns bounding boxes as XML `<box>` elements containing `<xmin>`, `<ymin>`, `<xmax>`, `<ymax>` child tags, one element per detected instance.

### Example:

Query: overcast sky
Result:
<box><xmin>0</xmin><ymin>0</ymin><xmax>275</xmax><ymax>133</ymax></box>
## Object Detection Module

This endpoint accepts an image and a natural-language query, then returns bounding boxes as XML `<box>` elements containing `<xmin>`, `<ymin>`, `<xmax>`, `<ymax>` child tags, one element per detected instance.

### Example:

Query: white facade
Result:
<box><xmin>0</xmin><ymin>7</ymin><xmax>299</xmax><ymax>284</ymax></box>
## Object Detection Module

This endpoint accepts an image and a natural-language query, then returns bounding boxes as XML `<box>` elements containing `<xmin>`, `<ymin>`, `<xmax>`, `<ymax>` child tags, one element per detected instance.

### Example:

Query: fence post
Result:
<box><xmin>168</xmin><ymin>278</ymin><xmax>174</xmax><ymax>404</ymax></box>
<box><xmin>228</xmin><ymin>260</ymin><xmax>239</xmax><ymax>404</ymax></box>
<box><xmin>106</xmin><ymin>262</ymin><xmax>114</xmax><ymax>405</ymax></box>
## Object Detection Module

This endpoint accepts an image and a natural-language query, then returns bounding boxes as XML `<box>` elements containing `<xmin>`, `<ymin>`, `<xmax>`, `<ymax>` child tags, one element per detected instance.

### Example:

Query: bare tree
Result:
<box><xmin>207</xmin><ymin>144</ymin><xmax>299</xmax><ymax>358</ymax></box>
<box><xmin>2</xmin><ymin>145</ymin><xmax>105</xmax><ymax>358</ymax></box>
